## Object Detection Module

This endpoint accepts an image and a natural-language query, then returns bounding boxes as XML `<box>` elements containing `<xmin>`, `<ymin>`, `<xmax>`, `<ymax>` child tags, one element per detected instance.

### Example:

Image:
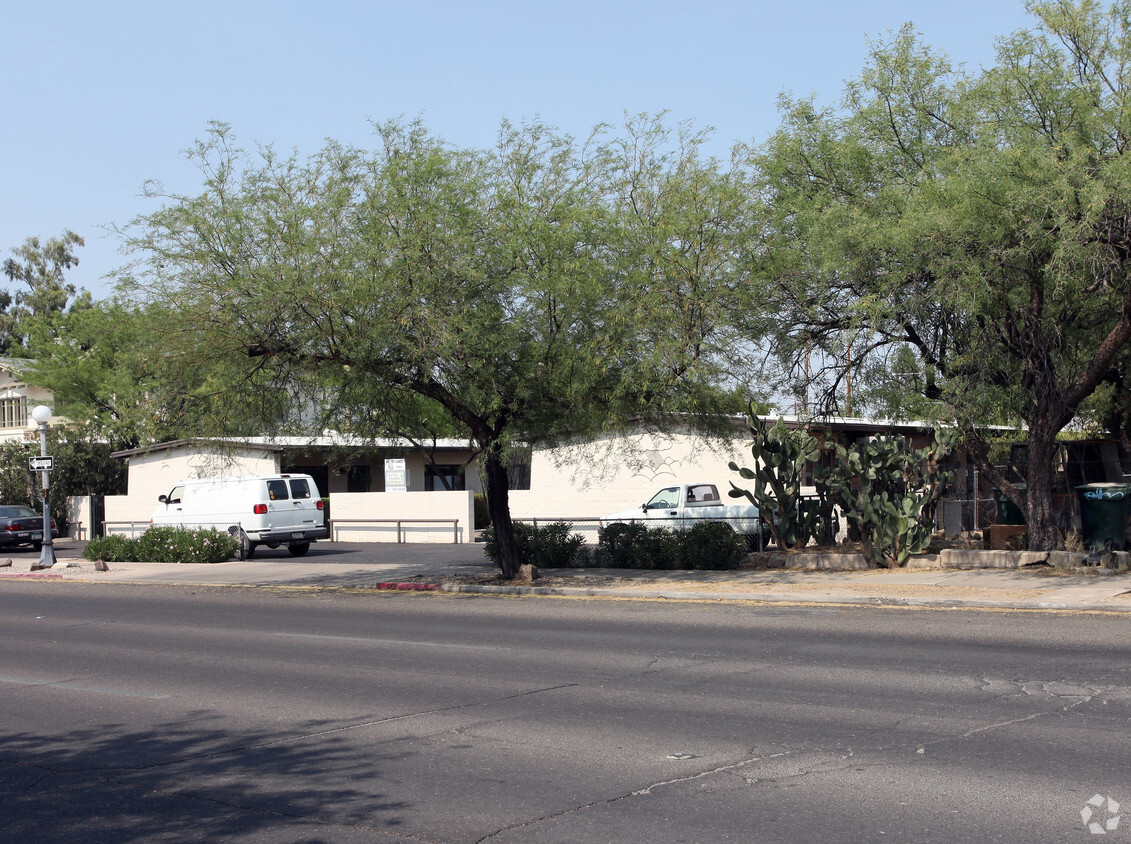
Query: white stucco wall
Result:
<box><xmin>65</xmin><ymin>495</ymin><xmax>94</xmax><ymax>540</ymax></box>
<box><xmin>101</xmin><ymin>431</ymin><xmax>758</xmax><ymax>539</ymax></box>
<box><xmin>130</xmin><ymin>446</ymin><xmax>279</xmax><ymax>500</ymax></box>
<box><xmin>509</xmin><ymin>432</ymin><xmax>754</xmax><ymax>520</ymax></box>
<box><xmin>330</xmin><ymin>491</ymin><xmax>476</xmax><ymax>543</ymax></box>
<box><xmin>314</xmin><ymin>451</ymin><xmax>481</xmax><ymax>494</ymax></box>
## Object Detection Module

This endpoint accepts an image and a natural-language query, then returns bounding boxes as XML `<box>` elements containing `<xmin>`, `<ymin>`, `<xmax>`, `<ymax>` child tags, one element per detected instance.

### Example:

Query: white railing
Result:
<box><xmin>331</xmin><ymin>518</ymin><xmax>463</xmax><ymax>544</ymax></box>
<box><xmin>102</xmin><ymin>520</ymin><xmax>152</xmax><ymax>538</ymax></box>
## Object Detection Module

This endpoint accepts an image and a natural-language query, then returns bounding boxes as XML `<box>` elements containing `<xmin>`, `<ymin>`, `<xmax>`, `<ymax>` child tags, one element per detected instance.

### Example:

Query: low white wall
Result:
<box><xmin>64</xmin><ymin>495</ymin><xmax>94</xmax><ymax>540</ymax></box>
<box><xmin>330</xmin><ymin>491</ymin><xmax>475</xmax><ymax>543</ymax></box>
<box><xmin>103</xmin><ymin>490</ymin><xmax>477</xmax><ymax>543</ymax></box>
<box><xmin>103</xmin><ymin>495</ymin><xmax>154</xmax><ymax>535</ymax></box>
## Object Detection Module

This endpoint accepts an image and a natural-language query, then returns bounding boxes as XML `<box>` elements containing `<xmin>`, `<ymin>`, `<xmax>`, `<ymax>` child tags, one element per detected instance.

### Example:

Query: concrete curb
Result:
<box><xmin>437</xmin><ymin>582</ymin><xmax>1131</xmax><ymax>612</ymax></box>
<box><xmin>3</xmin><ymin>556</ymin><xmax>1128</xmax><ymax>612</ymax></box>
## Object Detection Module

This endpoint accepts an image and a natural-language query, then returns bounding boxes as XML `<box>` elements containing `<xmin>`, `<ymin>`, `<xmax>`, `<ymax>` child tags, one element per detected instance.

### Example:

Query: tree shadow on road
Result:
<box><xmin>0</xmin><ymin>712</ymin><xmax>412</xmax><ymax>842</ymax></box>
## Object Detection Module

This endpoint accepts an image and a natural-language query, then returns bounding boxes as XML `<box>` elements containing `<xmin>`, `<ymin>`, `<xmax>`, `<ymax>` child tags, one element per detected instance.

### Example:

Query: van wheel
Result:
<box><xmin>287</xmin><ymin>543</ymin><xmax>310</xmax><ymax>557</ymax></box>
<box><xmin>233</xmin><ymin>529</ymin><xmax>255</xmax><ymax>560</ymax></box>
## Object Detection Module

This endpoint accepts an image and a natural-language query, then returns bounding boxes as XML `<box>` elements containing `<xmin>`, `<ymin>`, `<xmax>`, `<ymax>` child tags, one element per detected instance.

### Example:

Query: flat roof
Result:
<box><xmin>111</xmin><ymin>434</ymin><xmax>476</xmax><ymax>460</ymax></box>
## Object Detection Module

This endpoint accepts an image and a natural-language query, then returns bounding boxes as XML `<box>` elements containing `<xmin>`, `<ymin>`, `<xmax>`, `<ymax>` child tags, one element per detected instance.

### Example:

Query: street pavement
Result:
<box><xmin>2</xmin><ymin>539</ymin><xmax>1130</xmax><ymax>612</ymax></box>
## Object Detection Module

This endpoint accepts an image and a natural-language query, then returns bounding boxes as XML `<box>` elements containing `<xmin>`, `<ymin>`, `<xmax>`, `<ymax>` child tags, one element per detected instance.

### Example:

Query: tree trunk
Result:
<box><xmin>482</xmin><ymin>444</ymin><xmax>522</xmax><ymax>579</ymax></box>
<box><xmin>1023</xmin><ymin>421</ymin><xmax>1063</xmax><ymax>552</ymax></box>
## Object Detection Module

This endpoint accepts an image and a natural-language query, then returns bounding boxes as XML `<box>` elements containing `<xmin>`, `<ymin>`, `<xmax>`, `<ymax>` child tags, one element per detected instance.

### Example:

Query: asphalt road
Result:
<box><xmin>1</xmin><ymin>583</ymin><xmax>1128</xmax><ymax>843</ymax></box>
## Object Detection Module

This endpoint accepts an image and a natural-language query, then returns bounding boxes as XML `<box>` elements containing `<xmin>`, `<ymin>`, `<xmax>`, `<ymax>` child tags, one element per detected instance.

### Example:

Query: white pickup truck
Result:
<box><xmin>602</xmin><ymin>482</ymin><xmax>772</xmax><ymax>550</ymax></box>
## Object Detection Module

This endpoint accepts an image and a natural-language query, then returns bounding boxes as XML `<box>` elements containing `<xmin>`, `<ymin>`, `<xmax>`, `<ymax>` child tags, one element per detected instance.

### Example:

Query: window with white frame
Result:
<box><xmin>0</xmin><ymin>397</ymin><xmax>27</xmax><ymax>429</ymax></box>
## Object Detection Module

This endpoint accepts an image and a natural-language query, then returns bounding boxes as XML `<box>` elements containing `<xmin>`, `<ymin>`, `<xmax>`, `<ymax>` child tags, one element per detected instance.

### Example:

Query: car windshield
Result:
<box><xmin>0</xmin><ymin>506</ymin><xmax>38</xmax><ymax>518</ymax></box>
<box><xmin>646</xmin><ymin>488</ymin><xmax>679</xmax><ymax>509</ymax></box>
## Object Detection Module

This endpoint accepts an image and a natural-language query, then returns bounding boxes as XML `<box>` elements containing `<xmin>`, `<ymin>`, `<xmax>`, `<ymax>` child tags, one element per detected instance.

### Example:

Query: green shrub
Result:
<box><xmin>527</xmin><ymin>521</ymin><xmax>587</xmax><ymax>568</ymax></box>
<box><xmin>83</xmin><ymin>534</ymin><xmax>139</xmax><ymax>563</ymax></box>
<box><xmin>84</xmin><ymin>526</ymin><xmax>238</xmax><ymax>564</ymax></box>
<box><xmin>594</xmin><ymin>522</ymin><xmax>648</xmax><ymax>568</ymax></box>
<box><xmin>593</xmin><ymin>521</ymin><xmax>748</xmax><ymax>570</ymax></box>
<box><xmin>678</xmin><ymin>521</ymin><xmax>748</xmax><ymax>570</ymax></box>
<box><xmin>482</xmin><ymin>522</ymin><xmax>526</xmax><ymax>566</ymax></box>
<box><xmin>482</xmin><ymin>521</ymin><xmax>588</xmax><ymax>569</ymax></box>
<box><xmin>593</xmin><ymin>522</ymin><xmax>680</xmax><ymax>569</ymax></box>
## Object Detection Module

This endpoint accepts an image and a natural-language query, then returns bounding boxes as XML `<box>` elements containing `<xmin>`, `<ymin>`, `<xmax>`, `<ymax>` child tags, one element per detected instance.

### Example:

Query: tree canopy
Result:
<box><xmin>752</xmin><ymin>0</ymin><xmax>1131</xmax><ymax>548</ymax></box>
<box><xmin>1</xmin><ymin>230</ymin><xmax>92</xmax><ymax>355</ymax></box>
<box><xmin>118</xmin><ymin>116</ymin><xmax>758</xmax><ymax>575</ymax></box>
<box><xmin>24</xmin><ymin>300</ymin><xmax>223</xmax><ymax>449</ymax></box>
<box><xmin>44</xmin><ymin>0</ymin><xmax>1131</xmax><ymax>558</ymax></box>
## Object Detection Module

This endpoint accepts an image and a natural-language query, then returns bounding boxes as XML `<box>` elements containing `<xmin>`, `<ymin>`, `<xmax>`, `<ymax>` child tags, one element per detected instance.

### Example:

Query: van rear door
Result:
<box><xmin>287</xmin><ymin>477</ymin><xmax>321</xmax><ymax>534</ymax></box>
<box><xmin>264</xmin><ymin>478</ymin><xmax>296</xmax><ymax>534</ymax></box>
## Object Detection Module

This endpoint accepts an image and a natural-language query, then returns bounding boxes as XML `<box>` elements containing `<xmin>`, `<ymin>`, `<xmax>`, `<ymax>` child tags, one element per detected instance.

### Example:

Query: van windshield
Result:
<box><xmin>289</xmin><ymin>479</ymin><xmax>311</xmax><ymax>499</ymax></box>
<box><xmin>266</xmin><ymin>480</ymin><xmax>290</xmax><ymax>501</ymax></box>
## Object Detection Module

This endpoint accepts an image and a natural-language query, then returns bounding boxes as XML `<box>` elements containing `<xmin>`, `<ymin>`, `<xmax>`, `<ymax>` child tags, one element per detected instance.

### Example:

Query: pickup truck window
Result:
<box><xmin>686</xmin><ymin>484</ymin><xmax>721</xmax><ymax>506</ymax></box>
<box><xmin>646</xmin><ymin>487</ymin><xmax>679</xmax><ymax>509</ymax></box>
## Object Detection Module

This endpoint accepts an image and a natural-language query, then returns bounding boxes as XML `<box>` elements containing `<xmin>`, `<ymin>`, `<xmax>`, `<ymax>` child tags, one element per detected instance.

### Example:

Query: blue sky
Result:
<box><xmin>3</xmin><ymin>0</ymin><xmax>1034</xmax><ymax>300</ymax></box>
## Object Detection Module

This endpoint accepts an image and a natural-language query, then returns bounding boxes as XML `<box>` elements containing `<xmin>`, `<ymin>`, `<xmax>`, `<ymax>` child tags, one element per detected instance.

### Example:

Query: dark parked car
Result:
<box><xmin>0</xmin><ymin>505</ymin><xmax>58</xmax><ymax>550</ymax></box>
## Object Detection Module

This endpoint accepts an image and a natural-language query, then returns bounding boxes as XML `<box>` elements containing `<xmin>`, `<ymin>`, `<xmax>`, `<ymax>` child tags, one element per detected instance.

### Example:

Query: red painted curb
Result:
<box><xmin>0</xmin><ymin>572</ymin><xmax>63</xmax><ymax>579</ymax></box>
<box><xmin>374</xmin><ymin>582</ymin><xmax>441</xmax><ymax>591</ymax></box>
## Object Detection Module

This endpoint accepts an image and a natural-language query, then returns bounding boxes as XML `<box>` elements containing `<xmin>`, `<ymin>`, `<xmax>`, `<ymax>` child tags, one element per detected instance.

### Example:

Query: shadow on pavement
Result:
<box><xmin>0</xmin><ymin>714</ymin><xmax>412</xmax><ymax>842</ymax></box>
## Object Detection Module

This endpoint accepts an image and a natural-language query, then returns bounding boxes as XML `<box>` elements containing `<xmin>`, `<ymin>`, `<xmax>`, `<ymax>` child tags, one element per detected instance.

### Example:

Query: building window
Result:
<box><xmin>347</xmin><ymin>465</ymin><xmax>371</xmax><ymax>493</ymax></box>
<box><xmin>0</xmin><ymin>397</ymin><xmax>27</xmax><ymax>429</ymax></box>
<box><xmin>425</xmin><ymin>464</ymin><xmax>465</xmax><ymax>491</ymax></box>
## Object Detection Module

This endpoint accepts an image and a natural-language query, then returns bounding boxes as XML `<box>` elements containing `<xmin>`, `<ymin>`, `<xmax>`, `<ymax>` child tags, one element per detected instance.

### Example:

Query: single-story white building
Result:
<box><xmin>105</xmin><ymin>435</ymin><xmax>483</xmax><ymax>543</ymax></box>
<box><xmin>103</xmin><ymin>417</ymin><xmax>974</xmax><ymax>543</ymax></box>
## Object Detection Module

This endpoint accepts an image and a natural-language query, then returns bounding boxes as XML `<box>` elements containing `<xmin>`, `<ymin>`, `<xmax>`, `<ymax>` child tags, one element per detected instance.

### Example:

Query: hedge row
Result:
<box><xmin>84</xmin><ymin>526</ymin><xmax>239</xmax><ymax>564</ymax></box>
<box><xmin>483</xmin><ymin>520</ymin><xmax>749</xmax><ymax>571</ymax></box>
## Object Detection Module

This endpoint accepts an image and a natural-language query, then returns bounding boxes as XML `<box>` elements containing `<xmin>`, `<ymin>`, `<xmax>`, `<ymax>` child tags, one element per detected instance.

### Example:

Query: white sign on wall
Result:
<box><xmin>384</xmin><ymin>458</ymin><xmax>408</xmax><ymax>492</ymax></box>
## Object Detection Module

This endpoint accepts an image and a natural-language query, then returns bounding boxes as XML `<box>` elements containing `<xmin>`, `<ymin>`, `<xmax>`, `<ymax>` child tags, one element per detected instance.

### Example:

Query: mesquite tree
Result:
<box><xmin>752</xmin><ymin>2</ymin><xmax>1131</xmax><ymax>550</ymax></box>
<box><xmin>117</xmin><ymin>117</ymin><xmax>753</xmax><ymax>577</ymax></box>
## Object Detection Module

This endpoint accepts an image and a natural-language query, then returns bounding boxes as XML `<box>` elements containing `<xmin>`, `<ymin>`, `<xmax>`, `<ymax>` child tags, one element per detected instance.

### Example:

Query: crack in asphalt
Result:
<box><xmin>5</xmin><ymin>682</ymin><xmax>584</xmax><ymax>841</ymax></box>
<box><xmin>473</xmin><ymin>749</ymin><xmax>803</xmax><ymax>843</ymax></box>
<box><xmin>0</xmin><ymin>673</ymin><xmax>170</xmax><ymax>699</ymax></box>
<box><xmin>475</xmin><ymin>674</ymin><xmax>1121</xmax><ymax>842</ymax></box>
<box><xmin>915</xmin><ymin>683</ymin><xmax>1099</xmax><ymax>754</ymax></box>
<box><xmin>5</xmin><ymin>682</ymin><xmax>581</xmax><ymax>779</ymax></box>
<box><xmin>629</xmin><ymin>750</ymin><xmax>804</xmax><ymax>796</ymax></box>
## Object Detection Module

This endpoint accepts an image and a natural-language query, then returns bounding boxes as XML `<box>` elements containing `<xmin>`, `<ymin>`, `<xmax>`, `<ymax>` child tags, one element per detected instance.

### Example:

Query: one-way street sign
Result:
<box><xmin>29</xmin><ymin>456</ymin><xmax>54</xmax><ymax>471</ymax></box>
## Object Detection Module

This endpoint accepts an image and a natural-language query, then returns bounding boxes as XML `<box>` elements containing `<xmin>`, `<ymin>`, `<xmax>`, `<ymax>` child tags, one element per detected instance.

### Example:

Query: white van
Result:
<box><xmin>151</xmin><ymin>474</ymin><xmax>328</xmax><ymax>558</ymax></box>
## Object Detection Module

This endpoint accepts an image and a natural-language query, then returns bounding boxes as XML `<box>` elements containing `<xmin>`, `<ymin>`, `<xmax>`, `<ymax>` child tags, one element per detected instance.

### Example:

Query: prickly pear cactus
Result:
<box><xmin>728</xmin><ymin>406</ymin><xmax>821</xmax><ymax>549</ymax></box>
<box><xmin>822</xmin><ymin>426</ymin><xmax>957</xmax><ymax>567</ymax></box>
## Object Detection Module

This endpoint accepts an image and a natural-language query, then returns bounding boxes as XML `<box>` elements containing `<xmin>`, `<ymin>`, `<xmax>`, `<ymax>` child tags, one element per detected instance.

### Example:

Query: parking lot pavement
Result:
<box><xmin>0</xmin><ymin>540</ymin><xmax>495</xmax><ymax>587</ymax></box>
<box><xmin>2</xmin><ymin>540</ymin><xmax>1129</xmax><ymax>611</ymax></box>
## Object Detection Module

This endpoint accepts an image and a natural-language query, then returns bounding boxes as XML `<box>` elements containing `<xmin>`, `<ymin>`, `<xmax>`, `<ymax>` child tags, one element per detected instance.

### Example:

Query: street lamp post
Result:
<box><xmin>30</xmin><ymin>405</ymin><xmax>56</xmax><ymax>570</ymax></box>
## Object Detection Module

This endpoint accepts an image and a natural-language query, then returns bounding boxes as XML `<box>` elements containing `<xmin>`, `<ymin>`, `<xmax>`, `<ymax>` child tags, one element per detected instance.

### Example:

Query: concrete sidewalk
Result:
<box><xmin>2</xmin><ymin>541</ymin><xmax>1130</xmax><ymax>612</ymax></box>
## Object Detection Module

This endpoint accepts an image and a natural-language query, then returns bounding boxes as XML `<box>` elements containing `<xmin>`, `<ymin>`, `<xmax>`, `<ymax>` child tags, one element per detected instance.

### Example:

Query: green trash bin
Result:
<box><xmin>1076</xmin><ymin>483</ymin><xmax>1131</xmax><ymax>551</ymax></box>
<box><xmin>993</xmin><ymin>484</ymin><xmax>1026</xmax><ymax>525</ymax></box>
